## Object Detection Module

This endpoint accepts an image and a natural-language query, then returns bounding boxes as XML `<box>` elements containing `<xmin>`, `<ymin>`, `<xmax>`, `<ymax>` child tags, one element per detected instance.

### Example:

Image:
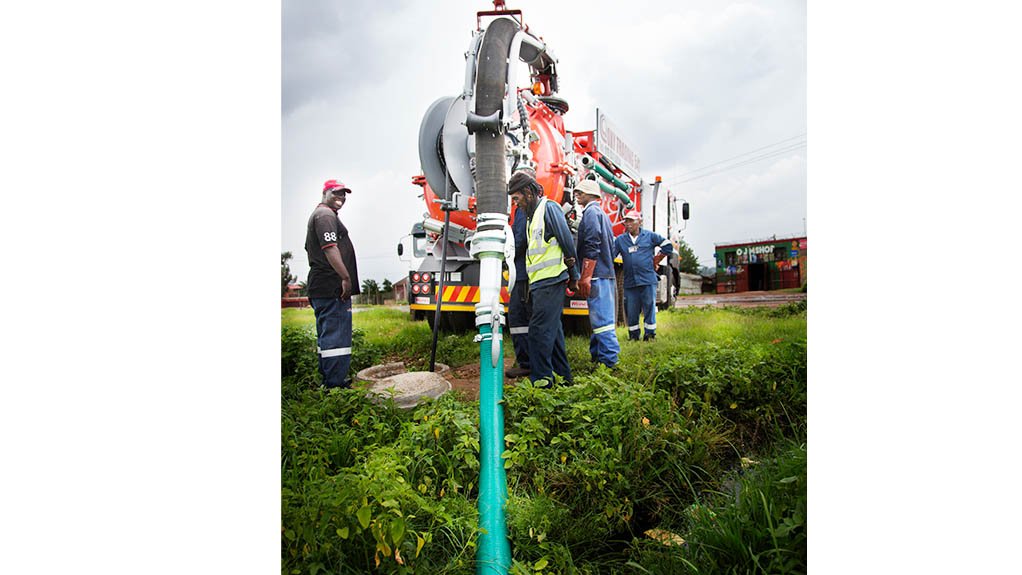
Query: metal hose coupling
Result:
<box><xmin>472</xmin><ymin>213</ymin><xmax>509</xmax><ymax>368</ymax></box>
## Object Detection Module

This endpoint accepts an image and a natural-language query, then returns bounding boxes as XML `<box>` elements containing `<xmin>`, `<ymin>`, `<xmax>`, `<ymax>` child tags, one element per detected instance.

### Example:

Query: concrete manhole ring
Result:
<box><xmin>365</xmin><ymin>371</ymin><xmax>452</xmax><ymax>409</ymax></box>
<box><xmin>357</xmin><ymin>361</ymin><xmax>450</xmax><ymax>383</ymax></box>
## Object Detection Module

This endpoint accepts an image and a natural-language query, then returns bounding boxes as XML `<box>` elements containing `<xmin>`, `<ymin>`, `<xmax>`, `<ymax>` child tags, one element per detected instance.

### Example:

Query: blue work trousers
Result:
<box><xmin>508</xmin><ymin>280</ymin><xmax>531</xmax><ymax>369</ymax></box>
<box><xmin>587</xmin><ymin>277</ymin><xmax>620</xmax><ymax>367</ymax></box>
<box><xmin>623</xmin><ymin>284</ymin><xmax>657</xmax><ymax>340</ymax></box>
<box><xmin>527</xmin><ymin>280</ymin><xmax>572</xmax><ymax>385</ymax></box>
<box><xmin>309</xmin><ymin>297</ymin><xmax>353</xmax><ymax>388</ymax></box>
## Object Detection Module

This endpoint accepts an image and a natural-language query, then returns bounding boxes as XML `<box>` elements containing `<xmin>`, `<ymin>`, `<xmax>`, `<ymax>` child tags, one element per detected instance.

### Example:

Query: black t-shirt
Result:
<box><xmin>305</xmin><ymin>204</ymin><xmax>360</xmax><ymax>298</ymax></box>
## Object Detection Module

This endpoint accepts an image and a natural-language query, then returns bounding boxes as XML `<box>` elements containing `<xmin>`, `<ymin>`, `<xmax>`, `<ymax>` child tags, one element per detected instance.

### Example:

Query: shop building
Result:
<box><xmin>714</xmin><ymin>236</ymin><xmax>807</xmax><ymax>293</ymax></box>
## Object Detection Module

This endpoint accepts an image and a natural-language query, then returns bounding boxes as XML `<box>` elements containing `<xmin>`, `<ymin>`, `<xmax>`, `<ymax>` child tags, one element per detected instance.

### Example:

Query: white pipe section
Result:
<box><xmin>479</xmin><ymin>255</ymin><xmax>503</xmax><ymax>316</ymax></box>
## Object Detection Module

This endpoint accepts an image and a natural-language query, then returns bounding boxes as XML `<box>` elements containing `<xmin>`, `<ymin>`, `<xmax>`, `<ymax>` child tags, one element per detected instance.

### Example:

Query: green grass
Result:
<box><xmin>281</xmin><ymin>307</ymin><xmax>315</xmax><ymax>329</ymax></box>
<box><xmin>281</xmin><ymin>302</ymin><xmax>806</xmax><ymax>574</ymax></box>
<box><xmin>283</xmin><ymin>304</ymin><xmax>805</xmax><ymax>364</ymax></box>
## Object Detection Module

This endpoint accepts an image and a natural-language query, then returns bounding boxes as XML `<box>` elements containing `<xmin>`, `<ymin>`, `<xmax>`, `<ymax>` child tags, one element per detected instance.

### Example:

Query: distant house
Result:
<box><xmin>714</xmin><ymin>235</ymin><xmax>807</xmax><ymax>293</ymax></box>
<box><xmin>282</xmin><ymin>283</ymin><xmax>309</xmax><ymax>308</ymax></box>
<box><xmin>393</xmin><ymin>277</ymin><xmax>409</xmax><ymax>303</ymax></box>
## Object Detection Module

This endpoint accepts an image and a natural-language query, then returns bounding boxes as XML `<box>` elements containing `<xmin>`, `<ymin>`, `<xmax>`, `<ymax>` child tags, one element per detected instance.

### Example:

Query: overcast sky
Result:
<box><xmin>282</xmin><ymin>0</ymin><xmax>806</xmax><ymax>284</ymax></box>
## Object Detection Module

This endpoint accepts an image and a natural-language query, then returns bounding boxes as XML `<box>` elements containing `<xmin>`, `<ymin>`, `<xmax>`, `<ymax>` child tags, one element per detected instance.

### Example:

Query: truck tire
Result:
<box><xmin>427</xmin><ymin>311</ymin><xmax>475</xmax><ymax>333</ymax></box>
<box><xmin>665</xmin><ymin>268</ymin><xmax>676</xmax><ymax>309</ymax></box>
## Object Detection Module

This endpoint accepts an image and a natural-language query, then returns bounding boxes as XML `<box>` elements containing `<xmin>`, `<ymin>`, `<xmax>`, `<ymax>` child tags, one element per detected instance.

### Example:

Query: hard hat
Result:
<box><xmin>573</xmin><ymin>179</ymin><xmax>601</xmax><ymax>197</ymax></box>
<box><xmin>323</xmin><ymin>179</ymin><xmax>352</xmax><ymax>194</ymax></box>
<box><xmin>624</xmin><ymin>210</ymin><xmax>642</xmax><ymax>220</ymax></box>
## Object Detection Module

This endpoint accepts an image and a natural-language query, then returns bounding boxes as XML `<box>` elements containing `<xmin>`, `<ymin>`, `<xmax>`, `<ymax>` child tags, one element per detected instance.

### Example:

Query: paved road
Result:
<box><xmin>674</xmin><ymin>291</ymin><xmax>806</xmax><ymax>308</ymax></box>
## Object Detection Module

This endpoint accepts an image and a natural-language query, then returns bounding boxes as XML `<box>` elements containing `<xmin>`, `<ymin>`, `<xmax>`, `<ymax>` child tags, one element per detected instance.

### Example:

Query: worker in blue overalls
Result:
<box><xmin>505</xmin><ymin>203</ymin><xmax>531</xmax><ymax>379</ymax></box>
<box><xmin>612</xmin><ymin>210</ymin><xmax>673</xmax><ymax>341</ymax></box>
<box><xmin>507</xmin><ymin>169</ymin><xmax>579</xmax><ymax>384</ymax></box>
<box><xmin>573</xmin><ymin>179</ymin><xmax>620</xmax><ymax>368</ymax></box>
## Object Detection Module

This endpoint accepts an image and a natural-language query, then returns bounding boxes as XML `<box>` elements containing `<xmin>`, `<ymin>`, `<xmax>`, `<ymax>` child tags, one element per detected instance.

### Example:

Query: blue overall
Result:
<box><xmin>309</xmin><ymin>297</ymin><xmax>353</xmax><ymax>387</ymax></box>
<box><xmin>587</xmin><ymin>278</ymin><xmax>619</xmax><ymax>365</ymax></box>
<box><xmin>613</xmin><ymin>228</ymin><xmax>672</xmax><ymax>341</ymax></box>
<box><xmin>576</xmin><ymin>202</ymin><xmax>620</xmax><ymax>367</ymax></box>
<box><xmin>508</xmin><ymin>207</ymin><xmax>531</xmax><ymax>370</ymax></box>
<box><xmin>528</xmin><ymin>280</ymin><xmax>572</xmax><ymax>384</ymax></box>
<box><xmin>623</xmin><ymin>284</ymin><xmax>657</xmax><ymax>340</ymax></box>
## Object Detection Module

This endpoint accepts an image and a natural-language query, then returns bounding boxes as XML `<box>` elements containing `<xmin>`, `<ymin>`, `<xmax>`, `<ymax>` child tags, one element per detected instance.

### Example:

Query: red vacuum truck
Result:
<box><xmin>398</xmin><ymin>1</ymin><xmax>689</xmax><ymax>332</ymax></box>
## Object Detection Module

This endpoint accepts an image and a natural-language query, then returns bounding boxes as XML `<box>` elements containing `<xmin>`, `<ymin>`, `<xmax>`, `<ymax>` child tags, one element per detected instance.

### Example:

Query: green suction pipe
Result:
<box><xmin>580</xmin><ymin>154</ymin><xmax>630</xmax><ymax>191</ymax></box>
<box><xmin>596</xmin><ymin>178</ymin><xmax>635</xmax><ymax>209</ymax></box>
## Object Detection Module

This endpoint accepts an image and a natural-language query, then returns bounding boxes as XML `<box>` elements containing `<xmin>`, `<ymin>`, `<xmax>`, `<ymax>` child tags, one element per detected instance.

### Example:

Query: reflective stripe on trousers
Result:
<box><xmin>527</xmin><ymin>279</ymin><xmax>572</xmax><ymax>384</ymax></box>
<box><xmin>508</xmin><ymin>280</ymin><xmax>531</xmax><ymax>370</ymax></box>
<box><xmin>587</xmin><ymin>277</ymin><xmax>620</xmax><ymax>367</ymax></box>
<box><xmin>310</xmin><ymin>296</ymin><xmax>354</xmax><ymax>388</ymax></box>
<box><xmin>623</xmin><ymin>284</ymin><xmax>657</xmax><ymax>340</ymax></box>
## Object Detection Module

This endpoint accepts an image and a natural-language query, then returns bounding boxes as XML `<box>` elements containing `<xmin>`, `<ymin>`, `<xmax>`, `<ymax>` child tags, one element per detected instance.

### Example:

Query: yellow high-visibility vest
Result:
<box><xmin>526</xmin><ymin>197</ymin><xmax>567</xmax><ymax>284</ymax></box>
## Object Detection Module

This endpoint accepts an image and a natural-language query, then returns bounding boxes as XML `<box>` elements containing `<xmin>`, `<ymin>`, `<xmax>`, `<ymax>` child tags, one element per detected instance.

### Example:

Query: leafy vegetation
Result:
<box><xmin>282</xmin><ymin>305</ymin><xmax>806</xmax><ymax>574</ymax></box>
<box><xmin>676</xmin><ymin>238</ymin><xmax>700</xmax><ymax>275</ymax></box>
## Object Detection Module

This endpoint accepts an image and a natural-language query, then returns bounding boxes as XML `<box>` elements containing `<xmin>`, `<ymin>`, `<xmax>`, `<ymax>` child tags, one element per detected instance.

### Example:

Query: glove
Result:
<box><xmin>578</xmin><ymin>258</ymin><xmax>597</xmax><ymax>299</ymax></box>
<box><xmin>653</xmin><ymin>253</ymin><xmax>666</xmax><ymax>270</ymax></box>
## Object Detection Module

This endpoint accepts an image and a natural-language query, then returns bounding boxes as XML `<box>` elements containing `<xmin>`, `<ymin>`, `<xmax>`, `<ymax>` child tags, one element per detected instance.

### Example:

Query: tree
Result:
<box><xmin>675</xmin><ymin>239</ymin><xmax>700</xmax><ymax>275</ymax></box>
<box><xmin>381</xmin><ymin>279</ymin><xmax>393</xmax><ymax>293</ymax></box>
<box><xmin>361</xmin><ymin>279</ymin><xmax>380</xmax><ymax>296</ymax></box>
<box><xmin>281</xmin><ymin>252</ymin><xmax>296</xmax><ymax>296</ymax></box>
<box><xmin>298</xmin><ymin>281</ymin><xmax>308</xmax><ymax>297</ymax></box>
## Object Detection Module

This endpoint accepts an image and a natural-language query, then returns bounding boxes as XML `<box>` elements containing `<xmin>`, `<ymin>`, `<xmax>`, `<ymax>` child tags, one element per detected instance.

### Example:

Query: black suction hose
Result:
<box><xmin>474</xmin><ymin>17</ymin><xmax>517</xmax><ymax>216</ymax></box>
<box><xmin>429</xmin><ymin>175</ymin><xmax>454</xmax><ymax>373</ymax></box>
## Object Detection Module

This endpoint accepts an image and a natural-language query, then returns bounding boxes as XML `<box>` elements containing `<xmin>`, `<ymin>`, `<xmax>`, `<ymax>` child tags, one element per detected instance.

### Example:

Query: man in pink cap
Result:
<box><xmin>612</xmin><ymin>210</ymin><xmax>673</xmax><ymax>341</ymax></box>
<box><xmin>304</xmin><ymin>179</ymin><xmax>360</xmax><ymax>389</ymax></box>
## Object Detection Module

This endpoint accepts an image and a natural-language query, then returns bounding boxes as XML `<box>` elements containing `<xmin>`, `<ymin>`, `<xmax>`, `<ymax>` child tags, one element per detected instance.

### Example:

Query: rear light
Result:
<box><xmin>422</xmin><ymin>272</ymin><xmax>431</xmax><ymax>282</ymax></box>
<box><xmin>412</xmin><ymin>284</ymin><xmax>421</xmax><ymax>294</ymax></box>
<box><xmin>412</xmin><ymin>273</ymin><xmax>421</xmax><ymax>282</ymax></box>
<box><xmin>421</xmin><ymin>284</ymin><xmax>430</xmax><ymax>295</ymax></box>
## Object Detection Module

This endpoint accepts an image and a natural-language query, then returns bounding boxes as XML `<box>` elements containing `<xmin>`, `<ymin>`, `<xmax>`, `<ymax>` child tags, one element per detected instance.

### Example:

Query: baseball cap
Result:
<box><xmin>323</xmin><ymin>179</ymin><xmax>352</xmax><ymax>194</ymax></box>
<box><xmin>624</xmin><ymin>210</ymin><xmax>642</xmax><ymax>220</ymax></box>
<box><xmin>573</xmin><ymin>179</ymin><xmax>601</xmax><ymax>197</ymax></box>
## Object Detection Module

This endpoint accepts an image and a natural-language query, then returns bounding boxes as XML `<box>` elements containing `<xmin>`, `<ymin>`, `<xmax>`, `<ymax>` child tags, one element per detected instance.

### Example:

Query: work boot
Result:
<box><xmin>505</xmin><ymin>366</ymin><xmax>531</xmax><ymax>379</ymax></box>
<box><xmin>643</xmin><ymin>334</ymin><xmax>656</xmax><ymax>342</ymax></box>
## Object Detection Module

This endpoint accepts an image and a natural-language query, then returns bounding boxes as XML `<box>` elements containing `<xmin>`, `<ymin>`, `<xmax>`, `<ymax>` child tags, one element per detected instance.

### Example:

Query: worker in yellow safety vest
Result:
<box><xmin>507</xmin><ymin>169</ymin><xmax>579</xmax><ymax>385</ymax></box>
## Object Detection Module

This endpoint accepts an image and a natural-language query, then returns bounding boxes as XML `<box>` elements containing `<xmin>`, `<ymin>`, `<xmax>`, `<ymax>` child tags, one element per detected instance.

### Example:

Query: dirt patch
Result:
<box><xmin>442</xmin><ymin>357</ymin><xmax>518</xmax><ymax>402</ymax></box>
